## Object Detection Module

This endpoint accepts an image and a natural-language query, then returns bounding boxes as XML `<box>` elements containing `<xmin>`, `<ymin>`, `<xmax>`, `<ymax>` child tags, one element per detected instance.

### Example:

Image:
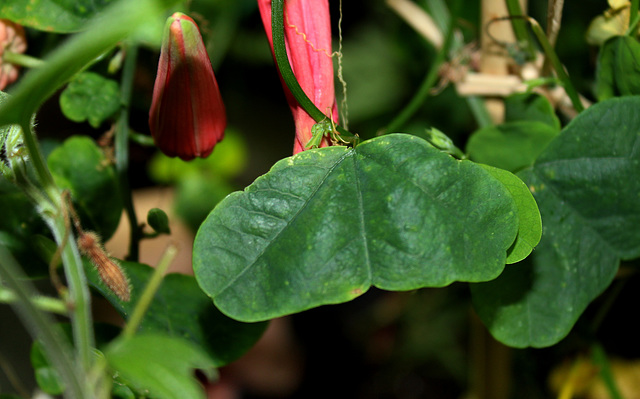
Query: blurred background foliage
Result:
<box><xmin>3</xmin><ymin>0</ymin><xmax>640</xmax><ymax>398</ymax></box>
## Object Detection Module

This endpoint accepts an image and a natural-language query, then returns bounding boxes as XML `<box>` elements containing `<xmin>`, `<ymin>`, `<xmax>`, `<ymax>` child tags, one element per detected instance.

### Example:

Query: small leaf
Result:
<box><xmin>105</xmin><ymin>334</ymin><xmax>215</xmax><ymax>399</ymax></box>
<box><xmin>504</xmin><ymin>92</ymin><xmax>561</xmax><ymax>130</ymax></box>
<box><xmin>48</xmin><ymin>136</ymin><xmax>122</xmax><ymax>240</ymax></box>
<box><xmin>0</xmin><ymin>0</ymin><xmax>116</xmax><ymax>32</ymax></box>
<box><xmin>479</xmin><ymin>164</ymin><xmax>541</xmax><ymax>264</ymax></box>
<box><xmin>194</xmin><ymin>134</ymin><xmax>520</xmax><ymax>322</ymax></box>
<box><xmin>86</xmin><ymin>261</ymin><xmax>267</xmax><ymax>366</ymax></box>
<box><xmin>612</xmin><ymin>36</ymin><xmax>640</xmax><ymax>96</ymax></box>
<box><xmin>59</xmin><ymin>72</ymin><xmax>120</xmax><ymax>128</ymax></box>
<box><xmin>147</xmin><ymin>208</ymin><xmax>171</xmax><ymax>235</ymax></box>
<box><xmin>596</xmin><ymin>37</ymin><xmax>618</xmax><ymax>101</ymax></box>
<box><xmin>472</xmin><ymin>96</ymin><xmax>640</xmax><ymax>347</ymax></box>
<box><xmin>466</xmin><ymin>121</ymin><xmax>559</xmax><ymax>173</ymax></box>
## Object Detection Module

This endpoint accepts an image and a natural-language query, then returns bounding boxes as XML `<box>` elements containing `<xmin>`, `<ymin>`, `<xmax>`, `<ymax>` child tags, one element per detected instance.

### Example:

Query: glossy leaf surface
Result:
<box><xmin>194</xmin><ymin>134</ymin><xmax>523</xmax><ymax>322</ymax></box>
<box><xmin>472</xmin><ymin>96</ymin><xmax>640</xmax><ymax>347</ymax></box>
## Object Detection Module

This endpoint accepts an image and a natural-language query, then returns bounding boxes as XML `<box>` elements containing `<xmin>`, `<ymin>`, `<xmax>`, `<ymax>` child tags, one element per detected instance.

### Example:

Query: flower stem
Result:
<box><xmin>116</xmin><ymin>43</ymin><xmax>141</xmax><ymax>261</ymax></box>
<box><xmin>383</xmin><ymin>0</ymin><xmax>459</xmax><ymax>134</ymax></box>
<box><xmin>270</xmin><ymin>0</ymin><xmax>358</xmax><ymax>145</ymax></box>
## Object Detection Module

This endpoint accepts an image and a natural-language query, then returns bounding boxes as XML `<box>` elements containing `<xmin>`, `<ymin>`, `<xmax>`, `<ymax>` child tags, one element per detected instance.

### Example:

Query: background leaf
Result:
<box><xmin>466</xmin><ymin>121</ymin><xmax>559</xmax><ymax>173</ymax></box>
<box><xmin>472</xmin><ymin>96</ymin><xmax>640</xmax><ymax>347</ymax></box>
<box><xmin>48</xmin><ymin>136</ymin><xmax>122</xmax><ymax>240</ymax></box>
<box><xmin>0</xmin><ymin>0</ymin><xmax>115</xmax><ymax>32</ymax></box>
<box><xmin>86</xmin><ymin>261</ymin><xmax>267</xmax><ymax>367</ymax></box>
<box><xmin>105</xmin><ymin>334</ymin><xmax>215</xmax><ymax>399</ymax></box>
<box><xmin>504</xmin><ymin>92</ymin><xmax>561</xmax><ymax>129</ymax></box>
<box><xmin>59</xmin><ymin>72</ymin><xmax>120</xmax><ymax>128</ymax></box>
<box><xmin>194</xmin><ymin>134</ymin><xmax>520</xmax><ymax>322</ymax></box>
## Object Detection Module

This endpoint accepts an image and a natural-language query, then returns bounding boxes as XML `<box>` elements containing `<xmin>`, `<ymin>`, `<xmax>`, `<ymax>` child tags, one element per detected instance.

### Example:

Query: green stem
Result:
<box><xmin>270</xmin><ymin>0</ymin><xmax>358</xmax><ymax>145</ymax></box>
<box><xmin>630</xmin><ymin>0</ymin><xmax>639</xmax><ymax>32</ymax></box>
<box><xmin>0</xmin><ymin>246</ymin><xmax>89</xmax><ymax>398</ymax></box>
<box><xmin>121</xmin><ymin>245</ymin><xmax>177</xmax><ymax>338</ymax></box>
<box><xmin>0</xmin><ymin>286</ymin><xmax>67</xmax><ymax>315</ymax></box>
<box><xmin>525</xmin><ymin>16</ymin><xmax>584</xmax><ymax>113</ymax></box>
<box><xmin>2</xmin><ymin>51</ymin><xmax>45</xmax><ymax>68</ymax></box>
<box><xmin>504</xmin><ymin>0</ymin><xmax>536</xmax><ymax>61</ymax></box>
<box><xmin>116</xmin><ymin>43</ymin><xmax>141</xmax><ymax>261</ymax></box>
<box><xmin>627</xmin><ymin>1</ymin><xmax>640</xmax><ymax>36</ymax></box>
<box><xmin>591</xmin><ymin>344</ymin><xmax>624</xmax><ymax>399</ymax></box>
<box><xmin>383</xmin><ymin>0</ymin><xmax>459</xmax><ymax>134</ymax></box>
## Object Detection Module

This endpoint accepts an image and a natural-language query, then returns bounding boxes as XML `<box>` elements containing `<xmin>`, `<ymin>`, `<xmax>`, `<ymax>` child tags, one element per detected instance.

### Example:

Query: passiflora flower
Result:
<box><xmin>257</xmin><ymin>0</ymin><xmax>339</xmax><ymax>154</ymax></box>
<box><xmin>149</xmin><ymin>12</ymin><xmax>226</xmax><ymax>161</ymax></box>
<box><xmin>0</xmin><ymin>19</ymin><xmax>27</xmax><ymax>90</ymax></box>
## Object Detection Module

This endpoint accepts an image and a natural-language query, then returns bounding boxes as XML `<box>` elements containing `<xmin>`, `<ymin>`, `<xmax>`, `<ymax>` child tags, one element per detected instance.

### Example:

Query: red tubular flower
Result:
<box><xmin>257</xmin><ymin>0</ymin><xmax>339</xmax><ymax>154</ymax></box>
<box><xmin>149</xmin><ymin>12</ymin><xmax>226</xmax><ymax>161</ymax></box>
<box><xmin>0</xmin><ymin>19</ymin><xmax>27</xmax><ymax>90</ymax></box>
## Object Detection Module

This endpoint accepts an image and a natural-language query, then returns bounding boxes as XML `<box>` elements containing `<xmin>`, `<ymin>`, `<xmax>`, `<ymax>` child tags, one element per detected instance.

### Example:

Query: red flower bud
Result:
<box><xmin>149</xmin><ymin>12</ymin><xmax>226</xmax><ymax>161</ymax></box>
<box><xmin>257</xmin><ymin>0</ymin><xmax>339</xmax><ymax>154</ymax></box>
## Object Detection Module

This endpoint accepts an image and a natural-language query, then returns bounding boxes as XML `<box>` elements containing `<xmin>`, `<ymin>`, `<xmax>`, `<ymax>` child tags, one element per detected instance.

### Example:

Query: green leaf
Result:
<box><xmin>48</xmin><ymin>136</ymin><xmax>122</xmax><ymax>240</ymax></box>
<box><xmin>59</xmin><ymin>72</ymin><xmax>120</xmax><ymax>128</ymax></box>
<box><xmin>504</xmin><ymin>92</ymin><xmax>561</xmax><ymax>129</ymax></box>
<box><xmin>0</xmin><ymin>0</ymin><xmax>115</xmax><ymax>32</ymax></box>
<box><xmin>105</xmin><ymin>334</ymin><xmax>215</xmax><ymax>399</ymax></box>
<box><xmin>596</xmin><ymin>37</ymin><xmax>618</xmax><ymax>101</ymax></box>
<box><xmin>31</xmin><ymin>341</ymin><xmax>64</xmax><ymax>395</ymax></box>
<box><xmin>194</xmin><ymin>134</ymin><xmax>519</xmax><ymax>322</ymax></box>
<box><xmin>479</xmin><ymin>164</ymin><xmax>541</xmax><ymax>264</ymax></box>
<box><xmin>86</xmin><ymin>261</ymin><xmax>267</xmax><ymax>366</ymax></box>
<box><xmin>472</xmin><ymin>96</ymin><xmax>640</xmax><ymax>347</ymax></box>
<box><xmin>466</xmin><ymin>121</ymin><xmax>559</xmax><ymax>173</ymax></box>
<box><xmin>612</xmin><ymin>36</ymin><xmax>640</xmax><ymax>96</ymax></box>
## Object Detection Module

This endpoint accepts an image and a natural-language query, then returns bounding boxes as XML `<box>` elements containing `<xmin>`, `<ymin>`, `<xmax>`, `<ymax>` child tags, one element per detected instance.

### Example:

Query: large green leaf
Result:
<box><xmin>194</xmin><ymin>134</ymin><xmax>521</xmax><ymax>322</ymax></box>
<box><xmin>86</xmin><ymin>261</ymin><xmax>267</xmax><ymax>367</ymax></box>
<box><xmin>472</xmin><ymin>96</ymin><xmax>640</xmax><ymax>348</ymax></box>
<box><xmin>0</xmin><ymin>0</ymin><xmax>115</xmax><ymax>32</ymax></box>
<box><xmin>105</xmin><ymin>334</ymin><xmax>215</xmax><ymax>399</ymax></box>
<box><xmin>47</xmin><ymin>136</ymin><xmax>122</xmax><ymax>240</ymax></box>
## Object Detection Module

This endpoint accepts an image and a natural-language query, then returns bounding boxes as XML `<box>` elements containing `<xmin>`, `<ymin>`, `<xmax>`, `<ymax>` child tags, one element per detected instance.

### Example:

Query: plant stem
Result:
<box><xmin>591</xmin><ymin>344</ymin><xmax>624</xmax><ymax>399</ymax></box>
<box><xmin>121</xmin><ymin>245</ymin><xmax>177</xmax><ymax>338</ymax></box>
<box><xmin>504</xmin><ymin>0</ymin><xmax>536</xmax><ymax>61</ymax></box>
<box><xmin>0</xmin><ymin>246</ymin><xmax>89</xmax><ymax>398</ymax></box>
<box><xmin>383</xmin><ymin>0</ymin><xmax>459</xmax><ymax>134</ymax></box>
<box><xmin>116</xmin><ymin>43</ymin><xmax>141</xmax><ymax>261</ymax></box>
<box><xmin>525</xmin><ymin>16</ymin><xmax>584</xmax><ymax>113</ymax></box>
<box><xmin>0</xmin><ymin>286</ymin><xmax>67</xmax><ymax>315</ymax></box>
<box><xmin>630</xmin><ymin>0</ymin><xmax>639</xmax><ymax>31</ymax></box>
<box><xmin>270</xmin><ymin>0</ymin><xmax>358</xmax><ymax>145</ymax></box>
<box><xmin>2</xmin><ymin>51</ymin><xmax>45</xmax><ymax>68</ymax></box>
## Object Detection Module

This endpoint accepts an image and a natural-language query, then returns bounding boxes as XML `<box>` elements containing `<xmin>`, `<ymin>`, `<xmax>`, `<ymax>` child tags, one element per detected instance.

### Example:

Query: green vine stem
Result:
<box><xmin>270</xmin><ymin>0</ymin><xmax>358</xmax><ymax>145</ymax></box>
<box><xmin>383</xmin><ymin>0</ymin><xmax>460</xmax><ymax>134</ymax></box>
<box><xmin>122</xmin><ymin>245</ymin><xmax>177</xmax><ymax>338</ymax></box>
<box><xmin>1</xmin><ymin>51</ymin><xmax>45</xmax><ymax>69</ymax></box>
<box><xmin>116</xmin><ymin>43</ymin><xmax>142</xmax><ymax>262</ymax></box>
<box><xmin>504</xmin><ymin>0</ymin><xmax>536</xmax><ymax>62</ymax></box>
<box><xmin>0</xmin><ymin>246</ymin><xmax>89</xmax><ymax>398</ymax></box>
<box><xmin>0</xmin><ymin>286</ymin><xmax>67</xmax><ymax>315</ymax></box>
<box><xmin>488</xmin><ymin>15</ymin><xmax>584</xmax><ymax>113</ymax></box>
